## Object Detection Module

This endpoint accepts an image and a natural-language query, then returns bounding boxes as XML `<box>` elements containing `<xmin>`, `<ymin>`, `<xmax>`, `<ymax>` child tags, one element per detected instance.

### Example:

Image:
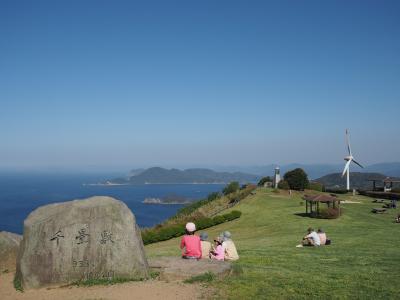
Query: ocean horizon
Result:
<box><xmin>0</xmin><ymin>172</ymin><xmax>224</xmax><ymax>234</ymax></box>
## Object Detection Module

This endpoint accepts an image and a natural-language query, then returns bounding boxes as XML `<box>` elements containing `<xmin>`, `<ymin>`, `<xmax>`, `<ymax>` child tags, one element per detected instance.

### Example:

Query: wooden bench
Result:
<box><xmin>373</xmin><ymin>199</ymin><xmax>386</xmax><ymax>203</ymax></box>
<box><xmin>372</xmin><ymin>208</ymin><xmax>387</xmax><ymax>214</ymax></box>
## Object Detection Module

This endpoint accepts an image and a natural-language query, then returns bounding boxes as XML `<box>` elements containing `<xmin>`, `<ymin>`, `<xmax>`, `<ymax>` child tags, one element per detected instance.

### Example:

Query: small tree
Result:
<box><xmin>257</xmin><ymin>176</ymin><xmax>272</xmax><ymax>187</ymax></box>
<box><xmin>283</xmin><ymin>168</ymin><xmax>309</xmax><ymax>190</ymax></box>
<box><xmin>223</xmin><ymin>181</ymin><xmax>240</xmax><ymax>195</ymax></box>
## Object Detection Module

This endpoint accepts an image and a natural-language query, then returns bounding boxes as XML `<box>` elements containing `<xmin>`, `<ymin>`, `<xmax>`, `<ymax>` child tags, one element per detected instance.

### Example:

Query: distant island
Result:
<box><xmin>102</xmin><ymin>167</ymin><xmax>260</xmax><ymax>185</ymax></box>
<box><xmin>142</xmin><ymin>195</ymin><xmax>191</xmax><ymax>205</ymax></box>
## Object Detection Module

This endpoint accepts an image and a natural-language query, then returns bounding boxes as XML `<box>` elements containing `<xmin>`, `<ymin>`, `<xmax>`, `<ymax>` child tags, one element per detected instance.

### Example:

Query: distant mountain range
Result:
<box><xmin>103</xmin><ymin>163</ymin><xmax>400</xmax><ymax>185</ymax></box>
<box><xmin>314</xmin><ymin>172</ymin><xmax>400</xmax><ymax>190</ymax></box>
<box><xmin>106</xmin><ymin>167</ymin><xmax>260</xmax><ymax>185</ymax></box>
<box><xmin>213</xmin><ymin>162</ymin><xmax>400</xmax><ymax>179</ymax></box>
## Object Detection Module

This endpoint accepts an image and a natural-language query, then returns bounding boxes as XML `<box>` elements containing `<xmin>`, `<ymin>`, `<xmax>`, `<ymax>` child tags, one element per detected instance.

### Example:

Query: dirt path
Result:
<box><xmin>0</xmin><ymin>272</ymin><xmax>204</xmax><ymax>300</ymax></box>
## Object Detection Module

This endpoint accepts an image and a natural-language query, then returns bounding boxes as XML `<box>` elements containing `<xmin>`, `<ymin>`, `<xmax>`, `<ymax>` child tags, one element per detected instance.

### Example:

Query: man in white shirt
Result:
<box><xmin>302</xmin><ymin>227</ymin><xmax>321</xmax><ymax>246</ymax></box>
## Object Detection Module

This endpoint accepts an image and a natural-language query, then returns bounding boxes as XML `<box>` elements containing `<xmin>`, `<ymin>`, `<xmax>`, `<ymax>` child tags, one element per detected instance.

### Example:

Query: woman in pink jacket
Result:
<box><xmin>180</xmin><ymin>222</ymin><xmax>202</xmax><ymax>259</ymax></box>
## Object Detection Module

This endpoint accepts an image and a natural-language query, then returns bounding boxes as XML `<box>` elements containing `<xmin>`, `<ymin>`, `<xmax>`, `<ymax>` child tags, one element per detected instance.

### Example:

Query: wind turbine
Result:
<box><xmin>342</xmin><ymin>129</ymin><xmax>364</xmax><ymax>191</ymax></box>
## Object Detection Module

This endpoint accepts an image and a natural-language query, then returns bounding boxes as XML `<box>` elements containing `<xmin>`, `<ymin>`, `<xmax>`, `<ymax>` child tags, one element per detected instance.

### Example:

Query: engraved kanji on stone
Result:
<box><xmin>100</xmin><ymin>231</ymin><xmax>114</xmax><ymax>244</ymax></box>
<box><xmin>72</xmin><ymin>259</ymin><xmax>89</xmax><ymax>268</ymax></box>
<box><xmin>49</xmin><ymin>230</ymin><xmax>64</xmax><ymax>245</ymax></box>
<box><xmin>75</xmin><ymin>228</ymin><xmax>90</xmax><ymax>244</ymax></box>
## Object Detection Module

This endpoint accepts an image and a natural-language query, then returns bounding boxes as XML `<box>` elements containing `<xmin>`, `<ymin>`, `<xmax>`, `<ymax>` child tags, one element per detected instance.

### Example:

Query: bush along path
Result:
<box><xmin>141</xmin><ymin>210</ymin><xmax>241</xmax><ymax>245</ymax></box>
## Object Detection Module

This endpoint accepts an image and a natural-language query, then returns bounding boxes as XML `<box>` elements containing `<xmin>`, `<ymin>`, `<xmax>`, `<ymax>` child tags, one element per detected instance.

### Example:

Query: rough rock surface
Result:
<box><xmin>0</xmin><ymin>231</ymin><xmax>22</xmax><ymax>272</ymax></box>
<box><xmin>148</xmin><ymin>257</ymin><xmax>231</xmax><ymax>281</ymax></box>
<box><xmin>16</xmin><ymin>196</ymin><xmax>149</xmax><ymax>289</ymax></box>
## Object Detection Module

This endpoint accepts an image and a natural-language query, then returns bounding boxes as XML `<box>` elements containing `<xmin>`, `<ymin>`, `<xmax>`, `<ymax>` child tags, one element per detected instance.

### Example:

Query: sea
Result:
<box><xmin>0</xmin><ymin>172</ymin><xmax>225</xmax><ymax>234</ymax></box>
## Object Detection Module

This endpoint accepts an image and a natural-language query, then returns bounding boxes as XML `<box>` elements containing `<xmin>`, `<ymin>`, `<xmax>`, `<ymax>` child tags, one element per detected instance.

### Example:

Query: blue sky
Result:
<box><xmin>1</xmin><ymin>1</ymin><xmax>399</xmax><ymax>171</ymax></box>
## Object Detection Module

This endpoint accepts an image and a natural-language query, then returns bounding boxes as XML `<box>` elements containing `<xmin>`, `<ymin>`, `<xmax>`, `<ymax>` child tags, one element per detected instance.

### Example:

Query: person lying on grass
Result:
<box><xmin>209</xmin><ymin>237</ymin><xmax>225</xmax><ymax>261</ymax></box>
<box><xmin>317</xmin><ymin>228</ymin><xmax>331</xmax><ymax>245</ymax></box>
<box><xmin>180</xmin><ymin>222</ymin><xmax>202</xmax><ymax>259</ymax></box>
<box><xmin>221</xmin><ymin>231</ymin><xmax>239</xmax><ymax>261</ymax></box>
<box><xmin>296</xmin><ymin>227</ymin><xmax>321</xmax><ymax>247</ymax></box>
<box><xmin>200</xmin><ymin>232</ymin><xmax>212</xmax><ymax>259</ymax></box>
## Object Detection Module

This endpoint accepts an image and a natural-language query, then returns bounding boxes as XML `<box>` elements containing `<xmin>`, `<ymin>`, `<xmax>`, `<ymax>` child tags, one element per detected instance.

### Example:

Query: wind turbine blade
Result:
<box><xmin>342</xmin><ymin>160</ymin><xmax>351</xmax><ymax>177</ymax></box>
<box><xmin>352</xmin><ymin>159</ymin><xmax>364</xmax><ymax>168</ymax></box>
<box><xmin>346</xmin><ymin>129</ymin><xmax>352</xmax><ymax>156</ymax></box>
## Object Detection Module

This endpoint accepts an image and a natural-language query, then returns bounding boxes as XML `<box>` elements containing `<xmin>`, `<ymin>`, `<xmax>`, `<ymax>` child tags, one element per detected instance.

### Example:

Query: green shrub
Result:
<box><xmin>158</xmin><ymin>225</ymin><xmax>185</xmax><ymax>241</ymax></box>
<box><xmin>213</xmin><ymin>215</ymin><xmax>226</xmax><ymax>224</ymax></box>
<box><xmin>141</xmin><ymin>230</ymin><xmax>159</xmax><ymax>244</ymax></box>
<box><xmin>196</xmin><ymin>217</ymin><xmax>215</xmax><ymax>229</ymax></box>
<box><xmin>224</xmin><ymin>210</ymin><xmax>242</xmax><ymax>221</ymax></box>
<box><xmin>13</xmin><ymin>275</ymin><xmax>23</xmax><ymax>292</ymax></box>
<box><xmin>142</xmin><ymin>210</ymin><xmax>242</xmax><ymax>245</ymax></box>
<box><xmin>318</xmin><ymin>207</ymin><xmax>342</xmax><ymax>219</ymax></box>
<box><xmin>231</xmin><ymin>210</ymin><xmax>242</xmax><ymax>217</ymax></box>
<box><xmin>223</xmin><ymin>181</ymin><xmax>240</xmax><ymax>195</ymax></box>
<box><xmin>278</xmin><ymin>180</ymin><xmax>290</xmax><ymax>190</ymax></box>
<box><xmin>150</xmin><ymin>270</ymin><xmax>160</xmax><ymax>279</ymax></box>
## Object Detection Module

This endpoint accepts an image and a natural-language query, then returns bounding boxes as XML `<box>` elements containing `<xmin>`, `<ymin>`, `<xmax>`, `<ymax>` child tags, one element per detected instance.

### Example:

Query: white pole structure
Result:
<box><xmin>341</xmin><ymin>129</ymin><xmax>364</xmax><ymax>191</ymax></box>
<box><xmin>274</xmin><ymin>167</ymin><xmax>281</xmax><ymax>188</ymax></box>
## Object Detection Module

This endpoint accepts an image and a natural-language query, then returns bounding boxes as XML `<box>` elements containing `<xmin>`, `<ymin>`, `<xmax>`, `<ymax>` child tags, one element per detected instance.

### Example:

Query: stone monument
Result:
<box><xmin>16</xmin><ymin>196</ymin><xmax>149</xmax><ymax>289</ymax></box>
<box><xmin>0</xmin><ymin>231</ymin><xmax>22</xmax><ymax>272</ymax></box>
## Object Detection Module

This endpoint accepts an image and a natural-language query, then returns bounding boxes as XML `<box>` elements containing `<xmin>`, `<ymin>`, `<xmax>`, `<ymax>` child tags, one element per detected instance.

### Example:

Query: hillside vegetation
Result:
<box><xmin>145</xmin><ymin>188</ymin><xmax>400</xmax><ymax>299</ymax></box>
<box><xmin>141</xmin><ymin>185</ymin><xmax>256</xmax><ymax>244</ymax></box>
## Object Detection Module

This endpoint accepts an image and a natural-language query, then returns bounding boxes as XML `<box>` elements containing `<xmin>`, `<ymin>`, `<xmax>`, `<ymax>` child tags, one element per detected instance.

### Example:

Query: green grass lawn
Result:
<box><xmin>145</xmin><ymin>188</ymin><xmax>400</xmax><ymax>299</ymax></box>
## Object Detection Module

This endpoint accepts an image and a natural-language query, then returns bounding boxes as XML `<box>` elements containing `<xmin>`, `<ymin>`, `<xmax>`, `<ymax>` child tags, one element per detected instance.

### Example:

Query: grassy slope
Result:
<box><xmin>145</xmin><ymin>188</ymin><xmax>400</xmax><ymax>299</ymax></box>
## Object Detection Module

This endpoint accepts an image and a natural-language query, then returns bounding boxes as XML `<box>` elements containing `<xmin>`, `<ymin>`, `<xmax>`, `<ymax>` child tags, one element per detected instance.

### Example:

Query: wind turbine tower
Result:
<box><xmin>342</xmin><ymin>129</ymin><xmax>364</xmax><ymax>190</ymax></box>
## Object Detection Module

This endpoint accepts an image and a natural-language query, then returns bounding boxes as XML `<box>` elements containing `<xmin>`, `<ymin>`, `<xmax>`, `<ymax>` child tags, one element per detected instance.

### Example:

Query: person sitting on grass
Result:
<box><xmin>180</xmin><ymin>222</ymin><xmax>202</xmax><ymax>259</ymax></box>
<box><xmin>300</xmin><ymin>227</ymin><xmax>321</xmax><ymax>247</ymax></box>
<box><xmin>200</xmin><ymin>232</ymin><xmax>212</xmax><ymax>259</ymax></box>
<box><xmin>395</xmin><ymin>214</ymin><xmax>400</xmax><ymax>223</ymax></box>
<box><xmin>221</xmin><ymin>231</ymin><xmax>239</xmax><ymax>261</ymax></box>
<box><xmin>209</xmin><ymin>237</ymin><xmax>224</xmax><ymax>261</ymax></box>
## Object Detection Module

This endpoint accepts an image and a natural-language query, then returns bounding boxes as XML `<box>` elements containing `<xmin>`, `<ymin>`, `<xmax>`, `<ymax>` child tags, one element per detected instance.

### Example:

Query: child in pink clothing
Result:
<box><xmin>210</xmin><ymin>237</ymin><xmax>224</xmax><ymax>261</ymax></box>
